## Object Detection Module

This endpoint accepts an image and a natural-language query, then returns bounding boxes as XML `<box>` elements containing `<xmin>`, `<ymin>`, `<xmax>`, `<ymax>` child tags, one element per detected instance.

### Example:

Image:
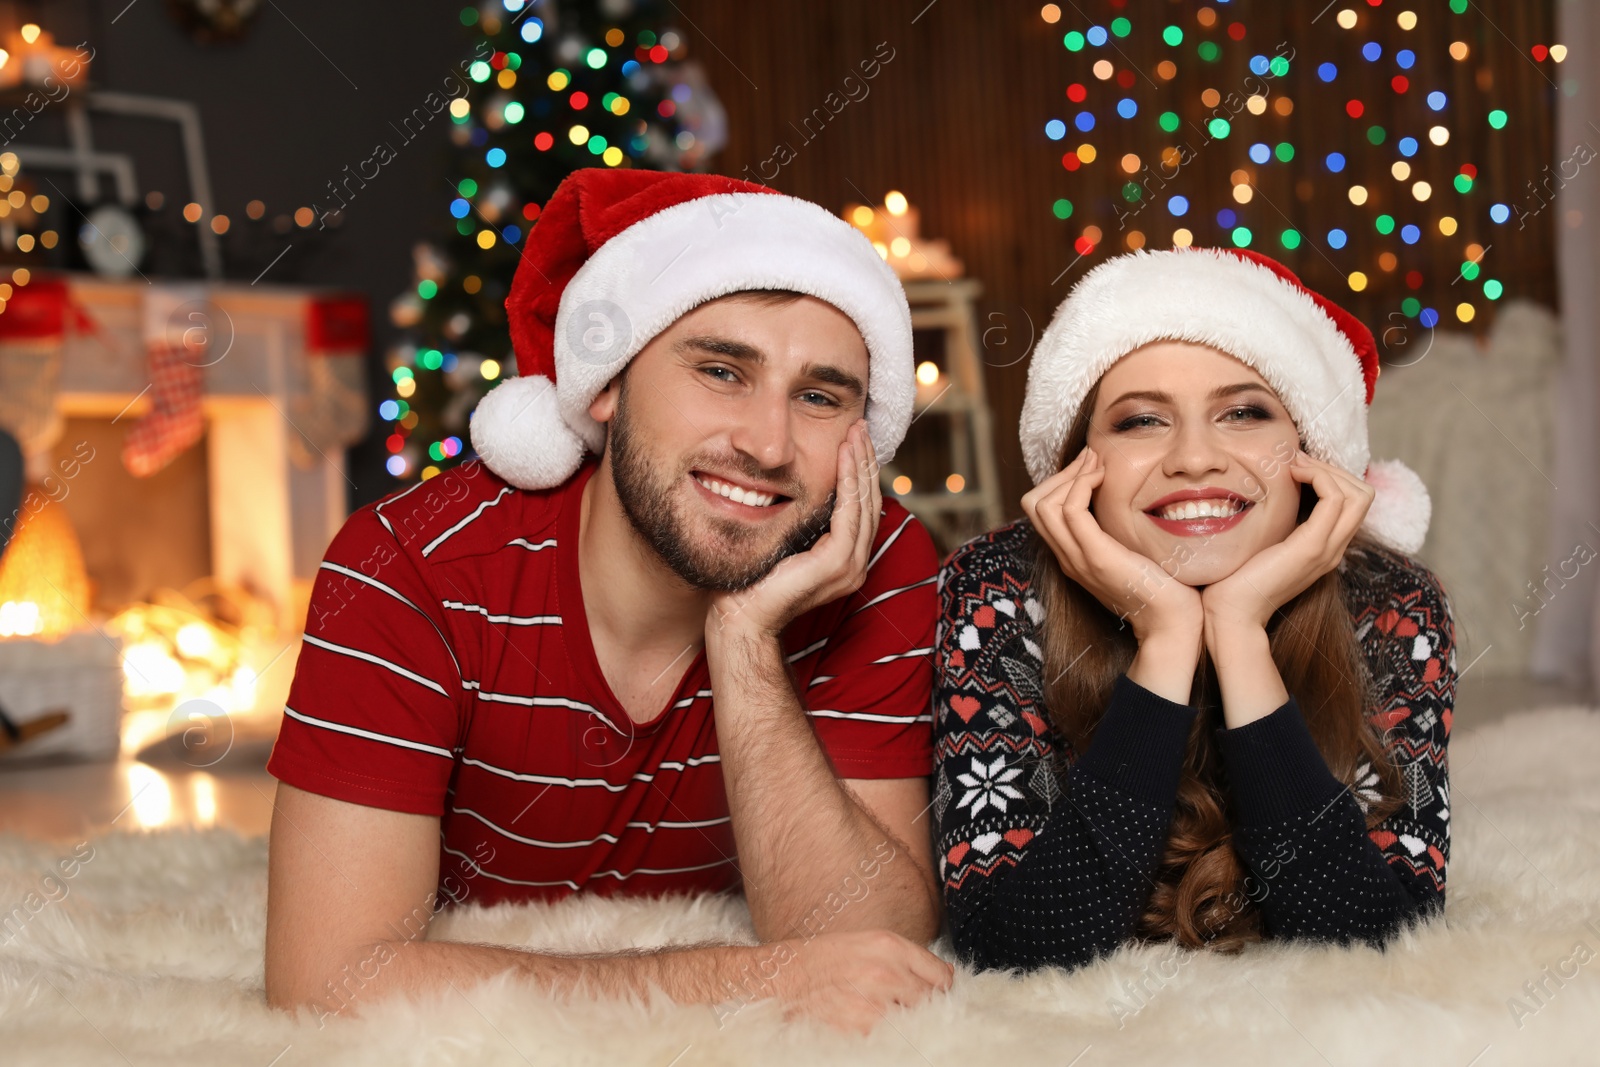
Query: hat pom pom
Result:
<box><xmin>1360</xmin><ymin>457</ymin><xmax>1432</xmax><ymax>556</ymax></box>
<box><xmin>469</xmin><ymin>374</ymin><xmax>588</xmax><ymax>490</ymax></box>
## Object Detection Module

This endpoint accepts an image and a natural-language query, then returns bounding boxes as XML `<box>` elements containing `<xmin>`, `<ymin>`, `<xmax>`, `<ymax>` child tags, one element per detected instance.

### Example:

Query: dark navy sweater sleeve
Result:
<box><xmin>933</xmin><ymin>523</ymin><xmax>1197</xmax><ymax>970</ymax></box>
<box><xmin>1217</xmin><ymin>550</ymin><xmax>1456</xmax><ymax>943</ymax></box>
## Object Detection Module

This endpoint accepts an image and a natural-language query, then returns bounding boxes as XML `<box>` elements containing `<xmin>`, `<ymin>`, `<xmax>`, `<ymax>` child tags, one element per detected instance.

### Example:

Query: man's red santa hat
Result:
<box><xmin>1018</xmin><ymin>246</ymin><xmax>1432</xmax><ymax>555</ymax></box>
<box><xmin>470</xmin><ymin>168</ymin><xmax>915</xmax><ymax>489</ymax></box>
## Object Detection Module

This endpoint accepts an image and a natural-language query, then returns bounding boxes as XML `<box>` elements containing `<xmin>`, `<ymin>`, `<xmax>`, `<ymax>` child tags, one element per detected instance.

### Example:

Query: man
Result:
<box><xmin>264</xmin><ymin>169</ymin><xmax>951</xmax><ymax>1032</ymax></box>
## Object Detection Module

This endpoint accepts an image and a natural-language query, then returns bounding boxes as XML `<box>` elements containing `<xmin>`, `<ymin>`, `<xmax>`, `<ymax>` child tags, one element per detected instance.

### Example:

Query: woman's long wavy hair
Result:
<box><xmin>1029</xmin><ymin>379</ymin><xmax>1404</xmax><ymax>951</ymax></box>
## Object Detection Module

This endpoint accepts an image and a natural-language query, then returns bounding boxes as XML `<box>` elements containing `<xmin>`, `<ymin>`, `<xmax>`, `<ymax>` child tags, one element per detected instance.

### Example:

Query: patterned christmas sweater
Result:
<box><xmin>933</xmin><ymin>519</ymin><xmax>1455</xmax><ymax>971</ymax></box>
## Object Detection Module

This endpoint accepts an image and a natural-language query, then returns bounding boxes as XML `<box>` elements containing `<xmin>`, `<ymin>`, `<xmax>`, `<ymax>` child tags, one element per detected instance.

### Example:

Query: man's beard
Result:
<box><xmin>607</xmin><ymin>381</ymin><xmax>838</xmax><ymax>592</ymax></box>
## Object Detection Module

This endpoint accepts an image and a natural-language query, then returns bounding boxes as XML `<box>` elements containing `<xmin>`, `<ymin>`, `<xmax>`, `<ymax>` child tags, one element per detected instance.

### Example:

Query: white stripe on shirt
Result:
<box><xmin>593</xmin><ymin>857</ymin><xmax>739</xmax><ymax>881</ymax></box>
<box><xmin>867</xmin><ymin>512</ymin><xmax>914</xmax><ymax>571</ymax></box>
<box><xmin>786</xmin><ymin>637</ymin><xmax>829</xmax><ymax>664</ymax></box>
<box><xmin>371</xmin><ymin>479</ymin><xmax>427</xmax><ymax>540</ymax></box>
<box><xmin>441</xmin><ymin>600</ymin><xmax>562</xmax><ymax>625</ymax></box>
<box><xmin>459</xmin><ymin>752</ymin><xmax>721</xmax><ymax>791</ymax></box>
<box><xmin>283</xmin><ymin>705</ymin><xmax>454</xmax><ymax>758</ymax></box>
<box><xmin>872</xmin><ymin>646</ymin><xmax>934</xmax><ymax>664</ymax></box>
<box><xmin>450</xmin><ymin>806</ymin><xmax>732</xmax><ymax>850</ymax></box>
<box><xmin>316</xmin><ymin>561</ymin><xmax>465</xmax><ymax>684</ymax></box>
<box><xmin>301</xmin><ymin>633</ymin><xmax>448</xmax><ymax>696</ymax></box>
<box><xmin>851</xmin><ymin>575</ymin><xmax>937</xmax><ymax>614</ymax></box>
<box><xmin>656</xmin><ymin>755</ymin><xmax>723</xmax><ymax>772</ymax></box>
<box><xmin>439</xmin><ymin>845</ymin><xmax>737</xmax><ymax>889</ymax></box>
<box><xmin>804</xmin><ymin>647</ymin><xmax>928</xmax><ymax>687</ymax></box>
<box><xmin>441</xmin><ymin>843</ymin><xmax>580</xmax><ymax>890</ymax></box>
<box><xmin>451</xmin><ymin>806</ymin><xmax>621</xmax><ymax>848</ymax></box>
<box><xmin>460</xmin><ymin>758</ymin><xmax>632</xmax><ymax>792</ymax></box>
<box><xmin>319</xmin><ymin>561</ymin><xmax>420</xmax><ymax>612</ymax></box>
<box><xmin>807</xmin><ymin>708</ymin><xmax>934</xmax><ymax>724</ymax></box>
<box><xmin>471</xmin><ymin>690</ymin><xmax>625</xmax><ymax>734</ymax></box>
<box><xmin>506</xmin><ymin>537</ymin><xmax>558</xmax><ymax>552</ymax></box>
<box><xmin>629</xmin><ymin>817</ymin><xmax>732</xmax><ymax>830</ymax></box>
<box><xmin>421</xmin><ymin>486</ymin><xmax>515</xmax><ymax>557</ymax></box>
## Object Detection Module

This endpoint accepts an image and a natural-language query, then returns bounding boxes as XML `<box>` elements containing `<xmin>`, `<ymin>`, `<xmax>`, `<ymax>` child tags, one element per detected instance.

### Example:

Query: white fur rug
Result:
<box><xmin>2</xmin><ymin>708</ymin><xmax>1599</xmax><ymax>1066</ymax></box>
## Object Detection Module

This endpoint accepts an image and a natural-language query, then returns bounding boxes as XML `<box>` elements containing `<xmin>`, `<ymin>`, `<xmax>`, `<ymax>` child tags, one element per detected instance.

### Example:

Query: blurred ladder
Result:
<box><xmin>880</xmin><ymin>278</ymin><xmax>1005</xmax><ymax>553</ymax></box>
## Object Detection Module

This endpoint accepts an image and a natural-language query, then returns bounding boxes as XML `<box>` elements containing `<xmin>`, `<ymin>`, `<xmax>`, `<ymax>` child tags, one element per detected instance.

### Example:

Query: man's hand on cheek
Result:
<box><xmin>706</xmin><ymin>418</ymin><xmax>881</xmax><ymax>644</ymax></box>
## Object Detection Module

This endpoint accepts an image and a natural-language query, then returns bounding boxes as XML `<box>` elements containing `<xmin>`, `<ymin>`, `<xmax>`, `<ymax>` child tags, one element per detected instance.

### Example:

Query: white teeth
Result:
<box><xmin>1157</xmin><ymin>498</ymin><xmax>1245</xmax><ymax>521</ymax></box>
<box><xmin>694</xmin><ymin>475</ymin><xmax>777</xmax><ymax>508</ymax></box>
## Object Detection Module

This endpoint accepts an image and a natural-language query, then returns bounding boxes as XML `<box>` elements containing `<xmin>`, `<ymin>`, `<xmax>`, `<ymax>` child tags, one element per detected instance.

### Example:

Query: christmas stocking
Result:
<box><xmin>123</xmin><ymin>284</ymin><xmax>209</xmax><ymax>478</ymax></box>
<box><xmin>289</xmin><ymin>294</ymin><xmax>370</xmax><ymax>469</ymax></box>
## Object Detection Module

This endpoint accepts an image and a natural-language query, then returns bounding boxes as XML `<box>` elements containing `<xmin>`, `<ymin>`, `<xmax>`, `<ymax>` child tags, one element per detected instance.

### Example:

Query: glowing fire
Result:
<box><xmin>0</xmin><ymin>492</ymin><xmax>91</xmax><ymax>639</ymax></box>
<box><xmin>0</xmin><ymin>488</ymin><xmax>290</xmax><ymax>761</ymax></box>
<box><xmin>110</xmin><ymin>597</ymin><xmax>265</xmax><ymax>756</ymax></box>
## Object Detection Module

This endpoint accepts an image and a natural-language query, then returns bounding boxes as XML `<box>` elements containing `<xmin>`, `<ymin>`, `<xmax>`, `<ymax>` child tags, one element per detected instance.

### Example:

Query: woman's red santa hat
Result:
<box><xmin>1018</xmin><ymin>246</ymin><xmax>1432</xmax><ymax>555</ymax></box>
<box><xmin>470</xmin><ymin>168</ymin><xmax>915</xmax><ymax>489</ymax></box>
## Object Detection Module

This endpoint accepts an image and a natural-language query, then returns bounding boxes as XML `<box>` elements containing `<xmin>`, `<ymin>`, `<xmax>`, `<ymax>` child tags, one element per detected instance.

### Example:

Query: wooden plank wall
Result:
<box><xmin>678</xmin><ymin>0</ymin><xmax>1557</xmax><ymax>523</ymax></box>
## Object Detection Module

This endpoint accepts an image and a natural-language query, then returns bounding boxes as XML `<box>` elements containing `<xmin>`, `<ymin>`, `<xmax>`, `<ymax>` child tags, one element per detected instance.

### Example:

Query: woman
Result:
<box><xmin>934</xmin><ymin>247</ymin><xmax>1454</xmax><ymax>971</ymax></box>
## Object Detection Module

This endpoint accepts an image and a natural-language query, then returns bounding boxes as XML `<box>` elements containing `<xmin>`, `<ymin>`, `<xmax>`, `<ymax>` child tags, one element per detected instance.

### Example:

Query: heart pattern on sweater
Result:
<box><xmin>1372</xmin><ymin>709</ymin><xmax>1409</xmax><ymax>732</ymax></box>
<box><xmin>1374</xmin><ymin>609</ymin><xmax>1420</xmax><ymax>638</ymax></box>
<box><xmin>972</xmin><ymin>831</ymin><xmax>1003</xmax><ymax>854</ymax></box>
<box><xmin>950</xmin><ymin>695</ymin><xmax>982</xmax><ymax>723</ymax></box>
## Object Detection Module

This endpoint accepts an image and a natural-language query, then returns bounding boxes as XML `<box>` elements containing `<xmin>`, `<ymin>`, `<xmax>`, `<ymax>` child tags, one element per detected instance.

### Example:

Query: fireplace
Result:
<box><xmin>0</xmin><ymin>272</ymin><xmax>368</xmax><ymax>763</ymax></box>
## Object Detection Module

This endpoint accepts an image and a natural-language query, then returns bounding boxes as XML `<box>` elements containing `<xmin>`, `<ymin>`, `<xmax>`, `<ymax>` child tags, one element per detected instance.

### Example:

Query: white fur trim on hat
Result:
<box><xmin>1021</xmin><ymin>248</ymin><xmax>1370</xmax><ymax>483</ymax></box>
<box><xmin>1019</xmin><ymin>247</ymin><xmax>1429</xmax><ymax>554</ymax></box>
<box><xmin>468</xmin><ymin>374</ymin><xmax>587</xmax><ymax>490</ymax></box>
<box><xmin>551</xmin><ymin>191</ymin><xmax>915</xmax><ymax>467</ymax></box>
<box><xmin>1363</xmin><ymin>457</ymin><xmax>1432</xmax><ymax>555</ymax></box>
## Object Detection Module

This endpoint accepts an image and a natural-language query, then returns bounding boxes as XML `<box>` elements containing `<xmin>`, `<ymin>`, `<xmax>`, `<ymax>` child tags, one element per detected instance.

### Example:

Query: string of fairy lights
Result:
<box><xmin>1041</xmin><ymin>0</ymin><xmax>1564</xmax><ymax>328</ymax></box>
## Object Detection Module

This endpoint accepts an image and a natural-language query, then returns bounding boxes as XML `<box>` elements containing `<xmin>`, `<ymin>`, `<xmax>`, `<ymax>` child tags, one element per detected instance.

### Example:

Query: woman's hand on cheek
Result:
<box><xmin>1200</xmin><ymin>449</ymin><xmax>1375</xmax><ymax>635</ymax></box>
<box><xmin>1022</xmin><ymin>445</ymin><xmax>1204</xmax><ymax>645</ymax></box>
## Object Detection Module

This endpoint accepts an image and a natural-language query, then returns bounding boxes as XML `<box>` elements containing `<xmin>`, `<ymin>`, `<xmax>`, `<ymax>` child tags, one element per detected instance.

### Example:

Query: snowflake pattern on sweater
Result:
<box><xmin>933</xmin><ymin>518</ymin><xmax>1455</xmax><ymax>970</ymax></box>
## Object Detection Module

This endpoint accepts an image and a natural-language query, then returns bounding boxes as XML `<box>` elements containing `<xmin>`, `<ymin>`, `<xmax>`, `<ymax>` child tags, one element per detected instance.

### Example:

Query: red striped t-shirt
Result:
<box><xmin>266</xmin><ymin>455</ymin><xmax>939</xmax><ymax>908</ymax></box>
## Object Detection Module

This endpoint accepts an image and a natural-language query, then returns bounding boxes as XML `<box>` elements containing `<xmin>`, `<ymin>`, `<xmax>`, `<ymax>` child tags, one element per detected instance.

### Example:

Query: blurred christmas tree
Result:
<box><xmin>383</xmin><ymin>0</ymin><xmax>725</xmax><ymax>483</ymax></box>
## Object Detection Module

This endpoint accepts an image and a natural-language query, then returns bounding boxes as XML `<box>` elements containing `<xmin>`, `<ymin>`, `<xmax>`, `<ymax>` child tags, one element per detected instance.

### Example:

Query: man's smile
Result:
<box><xmin>690</xmin><ymin>470</ymin><xmax>794</xmax><ymax>516</ymax></box>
